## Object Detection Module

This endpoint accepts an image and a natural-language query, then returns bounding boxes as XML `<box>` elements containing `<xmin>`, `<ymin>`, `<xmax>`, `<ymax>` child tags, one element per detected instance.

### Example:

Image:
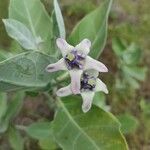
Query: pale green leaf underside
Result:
<box><xmin>9</xmin><ymin>0</ymin><xmax>52</xmax><ymax>40</ymax></box>
<box><xmin>0</xmin><ymin>51</ymin><xmax>56</xmax><ymax>92</ymax></box>
<box><xmin>68</xmin><ymin>0</ymin><xmax>112</xmax><ymax>59</ymax></box>
<box><xmin>3</xmin><ymin>19</ymin><xmax>38</xmax><ymax>50</ymax></box>
<box><xmin>53</xmin><ymin>97</ymin><xmax>128</xmax><ymax>150</ymax></box>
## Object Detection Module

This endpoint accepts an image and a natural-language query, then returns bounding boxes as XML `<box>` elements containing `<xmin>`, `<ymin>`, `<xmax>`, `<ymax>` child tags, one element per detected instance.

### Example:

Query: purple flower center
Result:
<box><xmin>81</xmin><ymin>72</ymin><xmax>96</xmax><ymax>91</ymax></box>
<box><xmin>65</xmin><ymin>50</ymin><xmax>85</xmax><ymax>70</ymax></box>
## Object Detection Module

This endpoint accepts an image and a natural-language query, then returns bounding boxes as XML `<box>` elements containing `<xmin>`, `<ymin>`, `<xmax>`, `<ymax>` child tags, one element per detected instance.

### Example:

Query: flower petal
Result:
<box><xmin>56</xmin><ymin>38</ymin><xmax>74</xmax><ymax>56</ymax></box>
<box><xmin>81</xmin><ymin>92</ymin><xmax>95</xmax><ymax>113</ymax></box>
<box><xmin>75</xmin><ymin>39</ymin><xmax>91</xmax><ymax>55</ymax></box>
<box><xmin>95</xmin><ymin>79</ymin><xmax>108</xmax><ymax>94</ymax></box>
<box><xmin>56</xmin><ymin>85</ymin><xmax>72</xmax><ymax>97</ymax></box>
<box><xmin>84</xmin><ymin>56</ymin><xmax>108</xmax><ymax>72</ymax></box>
<box><xmin>46</xmin><ymin>58</ymin><xmax>67</xmax><ymax>72</ymax></box>
<box><xmin>69</xmin><ymin>70</ymin><xmax>82</xmax><ymax>94</ymax></box>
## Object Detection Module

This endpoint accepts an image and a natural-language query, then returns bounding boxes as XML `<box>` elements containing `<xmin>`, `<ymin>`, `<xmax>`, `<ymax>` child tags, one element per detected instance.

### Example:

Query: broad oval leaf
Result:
<box><xmin>3</xmin><ymin>19</ymin><xmax>38</xmax><ymax>50</ymax></box>
<box><xmin>0</xmin><ymin>51</ymin><xmax>56</xmax><ymax>92</ymax></box>
<box><xmin>9</xmin><ymin>0</ymin><xmax>53</xmax><ymax>54</ymax></box>
<box><xmin>9</xmin><ymin>0</ymin><xmax>52</xmax><ymax>40</ymax></box>
<box><xmin>53</xmin><ymin>97</ymin><xmax>128</xmax><ymax>150</ymax></box>
<box><xmin>68</xmin><ymin>0</ymin><xmax>112</xmax><ymax>59</ymax></box>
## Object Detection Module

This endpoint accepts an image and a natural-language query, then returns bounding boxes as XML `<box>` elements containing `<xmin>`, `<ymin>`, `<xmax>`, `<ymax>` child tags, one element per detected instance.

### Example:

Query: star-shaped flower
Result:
<box><xmin>56</xmin><ymin>70</ymin><xmax>108</xmax><ymax>113</ymax></box>
<box><xmin>46</xmin><ymin>38</ymin><xmax>108</xmax><ymax>94</ymax></box>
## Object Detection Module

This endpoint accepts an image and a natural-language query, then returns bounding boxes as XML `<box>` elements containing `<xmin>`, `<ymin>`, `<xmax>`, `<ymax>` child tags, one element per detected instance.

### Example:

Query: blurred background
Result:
<box><xmin>0</xmin><ymin>0</ymin><xmax>150</xmax><ymax>149</ymax></box>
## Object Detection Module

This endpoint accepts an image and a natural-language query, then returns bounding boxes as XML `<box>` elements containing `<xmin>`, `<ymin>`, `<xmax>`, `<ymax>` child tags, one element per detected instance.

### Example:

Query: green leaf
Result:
<box><xmin>68</xmin><ymin>0</ymin><xmax>112</xmax><ymax>59</ymax></box>
<box><xmin>123</xmin><ymin>43</ymin><xmax>141</xmax><ymax>65</ymax></box>
<box><xmin>112</xmin><ymin>38</ymin><xmax>126</xmax><ymax>57</ymax></box>
<box><xmin>9</xmin><ymin>0</ymin><xmax>52</xmax><ymax>40</ymax></box>
<box><xmin>9</xmin><ymin>0</ymin><xmax>53</xmax><ymax>54</ymax></box>
<box><xmin>93</xmin><ymin>92</ymin><xmax>110</xmax><ymax>111</ymax></box>
<box><xmin>123</xmin><ymin>66</ymin><xmax>147</xmax><ymax>81</ymax></box>
<box><xmin>0</xmin><ymin>92</ymin><xmax>7</xmax><ymax>122</ymax></box>
<box><xmin>39</xmin><ymin>137</ymin><xmax>58</xmax><ymax>150</ymax></box>
<box><xmin>8</xmin><ymin>126</ymin><xmax>24</xmax><ymax>150</ymax></box>
<box><xmin>53</xmin><ymin>97</ymin><xmax>128</xmax><ymax>150</ymax></box>
<box><xmin>54</xmin><ymin>0</ymin><xmax>66</xmax><ymax>38</ymax></box>
<box><xmin>0</xmin><ymin>51</ymin><xmax>56</xmax><ymax>92</ymax></box>
<box><xmin>117</xmin><ymin>113</ymin><xmax>139</xmax><ymax>134</ymax></box>
<box><xmin>0</xmin><ymin>92</ymin><xmax>24</xmax><ymax>133</ymax></box>
<box><xmin>3</xmin><ymin>19</ymin><xmax>39</xmax><ymax>50</ymax></box>
<box><xmin>124</xmin><ymin>75</ymin><xmax>140</xmax><ymax>89</ymax></box>
<box><xmin>140</xmin><ymin>99</ymin><xmax>150</xmax><ymax>115</ymax></box>
<box><xmin>25</xmin><ymin>122</ymin><xmax>53</xmax><ymax>140</ymax></box>
<box><xmin>0</xmin><ymin>50</ymin><xmax>13</xmax><ymax>61</ymax></box>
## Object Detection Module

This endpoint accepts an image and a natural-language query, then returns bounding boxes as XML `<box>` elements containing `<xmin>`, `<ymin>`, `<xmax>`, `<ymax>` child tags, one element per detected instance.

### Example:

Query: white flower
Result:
<box><xmin>46</xmin><ymin>38</ymin><xmax>108</xmax><ymax>94</ymax></box>
<box><xmin>56</xmin><ymin>70</ymin><xmax>108</xmax><ymax>113</ymax></box>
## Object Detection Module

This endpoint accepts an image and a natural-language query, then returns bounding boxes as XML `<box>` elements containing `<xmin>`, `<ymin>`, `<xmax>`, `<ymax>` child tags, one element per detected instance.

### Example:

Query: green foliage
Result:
<box><xmin>0</xmin><ymin>93</ymin><xmax>7</xmax><ymax>122</ymax></box>
<box><xmin>112</xmin><ymin>38</ymin><xmax>147</xmax><ymax>90</ymax></box>
<box><xmin>8</xmin><ymin>126</ymin><xmax>24</xmax><ymax>150</ymax></box>
<box><xmin>52</xmin><ymin>97</ymin><xmax>128</xmax><ymax>150</ymax></box>
<box><xmin>3</xmin><ymin>19</ymin><xmax>40</xmax><ymax>50</ymax></box>
<box><xmin>25</xmin><ymin>121</ymin><xmax>53</xmax><ymax>140</ymax></box>
<box><xmin>69</xmin><ymin>0</ymin><xmax>112</xmax><ymax>59</ymax></box>
<box><xmin>117</xmin><ymin>113</ymin><xmax>139</xmax><ymax>134</ymax></box>
<box><xmin>9</xmin><ymin>0</ymin><xmax>52</xmax><ymax>41</ymax></box>
<box><xmin>140</xmin><ymin>99</ymin><xmax>150</xmax><ymax>115</ymax></box>
<box><xmin>93</xmin><ymin>92</ymin><xmax>110</xmax><ymax>111</ymax></box>
<box><xmin>9</xmin><ymin>0</ymin><xmax>53</xmax><ymax>54</ymax></box>
<box><xmin>53</xmin><ymin>0</ymin><xmax>66</xmax><ymax>39</ymax></box>
<box><xmin>0</xmin><ymin>51</ymin><xmax>56</xmax><ymax>91</ymax></box>
<box><xmin>39</xmin><ymin>137</ymin><xmax>58</xmax><ymax>150</ymax></box>
<box><xmin>0</xmin><ymin>0</ymin><xmax>130</xmax><ymax>149</ymax></box>
<box><xmin>0</xmin><ymin>92</ymin><xmax>24</xmax><ymax>133</ymax></box>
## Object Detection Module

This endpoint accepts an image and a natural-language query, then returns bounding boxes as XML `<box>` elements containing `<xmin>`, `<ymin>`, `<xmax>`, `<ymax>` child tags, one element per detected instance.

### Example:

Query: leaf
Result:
<box><xmin>8</xmin><ymin>126</ymin><xmax>24</xmax><ymax>150</ymax></box>
<box><xmin>117</xmin><ymin>113</ymin><xmax>139</xmax><ymax>134</ymax></box>
<box><xmin>9</xmin><ymin>0</ymin><xmax>53</xmax><ymax>54</ymax></box>
<box><xmin>123</xmin><ymin>43</ymin><xmax>141</xmax><ymax>65</ymax></box>
<box><xmin>53</xmin><ymin>97</ymin><xmax>128</xmax><ymax>150</ymax></box>
<box><xmin>93</xmin><ymin>92</ymin><xmax>110</xmax><ymax>111</ymax></box>
<box><xmin>68</xmin><ymin>0</ymin><xmax>112</xmax><ymax>59</ymax></box>
<box><xmin>3</xmin><ymin>19</ymin><xmax>38</xmax><ymax>50</ymax></box>
<box><xmin>124</xmin><ymin>75</ymin><xmax>140</xmax><ymax>89</ymax></box>
<box><xmin>0</xmin><ymin>92</ymin><xmax>24</xmax><ymax>133</ymax></box>
<box><xmin>9</xmin><ymin>0</ymin><xmax>52</xmax><ymax>40</ymax></box>
<box><xmin>0</xmin><ymin>50</ymin><xmax>13</xmax><ymax>61</ymax></box>
<box><xmin>39</xmin><ymin>137</ymin><xmax>58</xmax><ymax>150</ymax></box>
<box><xmin>54</xmin><ymin>0</ymin><xmax>66</xmax><ymax>39</ymax></box>
<box><xmin>112</xmin><ymin>38</ymin><xmax>126</xmax><ymax>57</ymax></box>
<box><xmin>25</xmin><ymin>122</ymin><xmax>53</xmax><ymax>140</ymax></box>
<box><xmin>0</xmin><ymin>51</ymin><xmax>56</xmax><ymax>92</ymax></box>
<box><xmin>0</xmin><ymin>92</ymin><xmax>7</xmax><ymax>122</ymax></box>
<box><xmin>123</xmin><ymin>66</ymin><xmax>147</xmax><ymax>81</ymax></box>
<box><xmin>140</xmin><ymin>99</ymin><xmax>150</xmax><ymax>115</ymax></box>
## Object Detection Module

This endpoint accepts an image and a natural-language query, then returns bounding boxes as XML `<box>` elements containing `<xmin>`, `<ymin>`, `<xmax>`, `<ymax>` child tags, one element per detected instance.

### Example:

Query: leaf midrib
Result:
<box><xmin>58</xmin><ymin>99</ymin><xmax>100</xmax><ymax>150</ymax></box>
<box><xmin>23</xmin><ymin>0</ymin><xmax>37</xmax><ymax>38</ymax></box>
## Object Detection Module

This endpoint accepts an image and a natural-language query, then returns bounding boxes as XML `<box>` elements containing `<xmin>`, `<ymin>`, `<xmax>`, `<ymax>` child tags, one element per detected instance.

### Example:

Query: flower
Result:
<box><xmin>56</xmin><ymin>70</ymin><xmax>108</xmax><ymax>113</ymax></box>
<box><xmin>46</xmin><ymin>38</ymin><xmax>108</xmax><ymax>94</ymax></box>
